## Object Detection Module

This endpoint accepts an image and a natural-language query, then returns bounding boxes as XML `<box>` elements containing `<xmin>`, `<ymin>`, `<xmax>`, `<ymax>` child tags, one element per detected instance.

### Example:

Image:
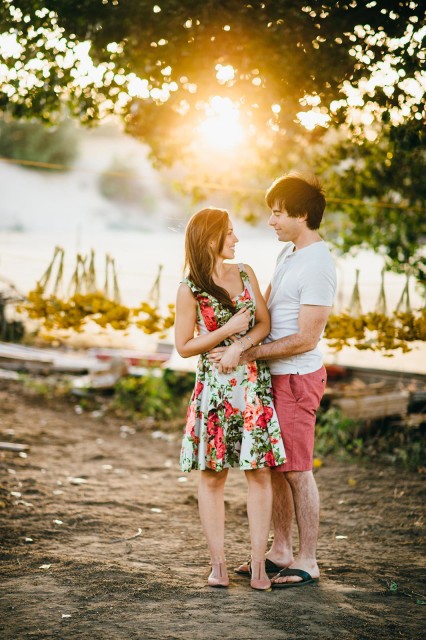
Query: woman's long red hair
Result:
<box><xmin>184</xmin><ymin>208</ymin><xmax>235</xmax><ymax>312</ymax></box>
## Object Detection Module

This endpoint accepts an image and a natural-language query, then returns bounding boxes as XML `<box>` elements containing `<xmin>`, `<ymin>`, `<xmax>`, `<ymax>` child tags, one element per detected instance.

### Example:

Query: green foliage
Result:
<box><xmin>1</xmin><ymin>2</ymin><xmax>423</xmax><ymax>152</ymax></box>
<box><xmin>113</xmin><ymin>370</ymin><xmax>195</xmax><ymax>420</ymax></box>
<box><xmin>0</xmin><ymin>116</ymin><xmax>79</xmax><ymax>169</ymax></box>
<box><xmin>113</xmin><ymin>373</ymin><xmax>173</xmax><ymax>420</ymax></box>
<box><xmin>318</xmin><ymin>120</ymin><xmax>426</xmax><ymax>283</ymax></box>
<box><xmin>384</xmin><ymin>578</ymin><xmax>426</xmax><ymax>605</ymax></box>
<box><xmin>388</xmin><ymin>581</ymin><xmax>399</xmax><ymax>593</ymax></box>
<box><xmin>315</xmin><ymin>407</ymin><xmax>363</xmax><ymax>458</ymax></box>
<box><xmin>1</xmin><ymin>2</ymin><xmax>424</xmax><ymax>277</ymax></box>
<box><xmin>162</xmin><ymin>368</ymin><xmax>196</xmax><ymax>397</ymax></box>
<box><xmin>363</xmin><ymin>419</ymin><xmax>426</xmax><ymax>472</ymax></box>
<box><xmin>21</xmin><ymin>375</ymin><xmax>72</xmax><ymax>400</ymax></box>
<box><xmin>315</xmin><ymin>406</ymin><xmax>426</xmax><ymax>471</ymax></box>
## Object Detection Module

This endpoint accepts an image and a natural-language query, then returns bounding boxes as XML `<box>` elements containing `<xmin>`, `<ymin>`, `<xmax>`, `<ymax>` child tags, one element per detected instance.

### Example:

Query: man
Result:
<box><xmin>236</xmin><ymin>172</ymin><xmax>337</xmax><ymax>587</ymax></box>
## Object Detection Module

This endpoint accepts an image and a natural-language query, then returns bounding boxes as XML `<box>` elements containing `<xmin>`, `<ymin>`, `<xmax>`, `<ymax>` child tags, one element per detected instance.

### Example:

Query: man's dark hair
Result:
<box><xmin>265</xmin><ymin>173</ymin><xmax>326</xmax><ymax>230</ymax></box>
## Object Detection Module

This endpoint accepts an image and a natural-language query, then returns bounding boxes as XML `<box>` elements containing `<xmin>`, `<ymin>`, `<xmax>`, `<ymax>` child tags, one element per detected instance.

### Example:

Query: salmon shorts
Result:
<box><xmin>271</xmin><ymin>366</ymin><xmax>327</xmax><ymax>472</ymax></box>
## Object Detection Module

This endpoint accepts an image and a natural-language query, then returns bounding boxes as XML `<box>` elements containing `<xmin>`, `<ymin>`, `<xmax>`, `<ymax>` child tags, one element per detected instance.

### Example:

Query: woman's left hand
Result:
<box><xmin>207</xmin><ymin>346</ymin><xmax>226</xmax><ymax>364</ymax></box>
<box><xmin>208</xmin><ymin>335</ymin><xmax>239</xmax><ymax>365</ymax></box>
<box><xmin>216</xmin><ymin>342</ymin><xmax>242</xmax><ymax>374</ymax></box>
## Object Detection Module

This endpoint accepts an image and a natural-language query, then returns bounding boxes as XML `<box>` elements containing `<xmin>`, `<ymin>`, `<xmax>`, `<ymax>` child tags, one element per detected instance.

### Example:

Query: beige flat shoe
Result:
<box><xmin>249</xmin><ymin>559</ymin><xmax>272</xmax><ymax>591</ymax></box>
<box><xmin>207</xmin><ymin>562</ymin><xmax>229</xmax><ymax>588</ymax></box>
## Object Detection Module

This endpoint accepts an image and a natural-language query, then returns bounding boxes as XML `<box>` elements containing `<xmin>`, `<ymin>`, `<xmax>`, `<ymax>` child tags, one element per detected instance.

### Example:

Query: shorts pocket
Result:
<box><xmin>310</xmin><ymin>369</ymin><xmax>327</xmax><ymax>408</ymax></box>
<box><xmin>288</xmin><ymin>374</ymin><xmax>303</xmax><ymax>403</ymax></box>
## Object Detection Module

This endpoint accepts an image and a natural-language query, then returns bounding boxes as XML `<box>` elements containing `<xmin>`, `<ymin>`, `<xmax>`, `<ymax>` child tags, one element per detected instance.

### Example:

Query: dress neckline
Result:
<box><xmin>213</xmin><ymin>263</ymin><xmax>246</xmax><ymax>300</ymax></box>
<box><xmin>184</xmin><ymin>264</ymin><xmax>248</xmax><ymax>300</ymax></box>
<box><xmin>232</xmin><ymin>289</ymin><xmax>245</xmax><ymax>300</ymax></box>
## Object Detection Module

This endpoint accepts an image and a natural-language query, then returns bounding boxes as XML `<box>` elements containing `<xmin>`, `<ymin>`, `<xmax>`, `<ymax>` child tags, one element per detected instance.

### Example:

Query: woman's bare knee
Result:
<box><xmin>245</xmin><ymin>467</ymin><xmax>271</xmax><ymax>485</ymax></box>
<box><xmin>200</xmin><ymin>468</ymin><xmax>228</xmax><ymax>488</ymax></box>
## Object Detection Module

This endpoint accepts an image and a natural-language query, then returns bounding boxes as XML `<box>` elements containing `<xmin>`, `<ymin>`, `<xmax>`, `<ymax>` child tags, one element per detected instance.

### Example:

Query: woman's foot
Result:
<box><xmin>234</xmin><ymin>557</ymin><xmax>289</xmax><ymax>576</ymax></box>
<box><xmin>249</xmin><ymin>559</ymin><xmax>271</xmax><ymax>591</ymax></box>
<box><xmin>234</xmin><ymin>548</ymin><xmax>294</xmax><ymax>576</ymax></box>
<box><xmin>208</xmin><ymin>562</ymin><xmax>229</xmax><ymax>588</ymax></box>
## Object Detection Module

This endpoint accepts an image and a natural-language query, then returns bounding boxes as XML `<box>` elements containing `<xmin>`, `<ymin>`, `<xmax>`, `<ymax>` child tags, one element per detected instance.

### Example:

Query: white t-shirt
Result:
<box><xmin>266</xmin><ymin>240</ymin><xmax>337</xmax><ymax>375</ymax></box>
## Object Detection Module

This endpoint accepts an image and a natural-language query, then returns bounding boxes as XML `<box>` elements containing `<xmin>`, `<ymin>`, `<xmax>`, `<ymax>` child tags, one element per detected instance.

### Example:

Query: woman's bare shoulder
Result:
<box><xmin>242</xmin><ymin>263</ymin><xmax>257</xmax><ymax>278</ymax></box>
<box><xmin>177</xmin><ymin>281</ymin><xmax>197</xmax><ymax>300</ymax></box>
<box><xmin>178</xmin><ymin>280</ymin><xmax>191</xmax><ymax>291</ymax></box>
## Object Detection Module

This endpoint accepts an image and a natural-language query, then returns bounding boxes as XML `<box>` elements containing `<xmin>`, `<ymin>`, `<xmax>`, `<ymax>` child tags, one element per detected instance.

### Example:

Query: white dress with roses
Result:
<box><xmin>180</xmin><ymin>264</ymin><xmax>286</xmax><ymax>472</ymax></box>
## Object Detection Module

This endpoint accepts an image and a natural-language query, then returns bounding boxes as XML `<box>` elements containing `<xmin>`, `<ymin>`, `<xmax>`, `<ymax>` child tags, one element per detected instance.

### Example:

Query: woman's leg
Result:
<box><xmin>245</xmin><ymin>467</ymin><xmax>273</xmax><ymax>589</ymax></box>
<box><xmin>267</xmin><ymin>471</ymin><xmax>295</xmax><ymax>566</ymax></box>
<box><xmin>198</xmin><ymin>468</ymin><xmax>229</xmax><ymax>585</ymax></box>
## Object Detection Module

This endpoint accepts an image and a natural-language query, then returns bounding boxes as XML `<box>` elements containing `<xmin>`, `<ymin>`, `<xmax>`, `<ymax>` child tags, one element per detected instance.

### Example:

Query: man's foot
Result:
<box><xmin>271</xmin><ymin>560</ymin><xmax>319</xmax><ymax>586</ymax></box>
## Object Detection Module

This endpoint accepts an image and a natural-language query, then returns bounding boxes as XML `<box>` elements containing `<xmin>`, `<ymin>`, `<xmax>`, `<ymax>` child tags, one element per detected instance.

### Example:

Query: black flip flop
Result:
<box><xmin>234</xmin><ymin>558</ymin><xmax>283</xmax><ymax>576</ymax></box>
<box><xmin>271</xmin><ymin>568</ymin><xmax>319</xmax><ymax>588</ymax></box>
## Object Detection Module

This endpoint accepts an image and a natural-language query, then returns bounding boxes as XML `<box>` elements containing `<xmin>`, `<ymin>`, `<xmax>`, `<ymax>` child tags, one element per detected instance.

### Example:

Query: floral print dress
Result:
<box><xmin>180</xmin><ymin>263</ymin><xmax>286</xmax><ymax>472</ymax></box>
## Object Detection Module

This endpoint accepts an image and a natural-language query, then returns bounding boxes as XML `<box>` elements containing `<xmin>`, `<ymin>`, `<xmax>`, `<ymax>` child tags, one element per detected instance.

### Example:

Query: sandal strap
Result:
<box><xmin>275</xmin><ymin>568</ymin><xmax>312</xmax><ymax>581</ymax></box>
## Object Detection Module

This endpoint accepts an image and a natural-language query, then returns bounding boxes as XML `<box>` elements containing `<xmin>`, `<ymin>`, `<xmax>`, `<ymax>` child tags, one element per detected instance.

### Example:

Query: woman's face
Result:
<box><xmin>219</xmin><ymin>217</ymin><xmax>239</xmax><ymax>260</ymax></box>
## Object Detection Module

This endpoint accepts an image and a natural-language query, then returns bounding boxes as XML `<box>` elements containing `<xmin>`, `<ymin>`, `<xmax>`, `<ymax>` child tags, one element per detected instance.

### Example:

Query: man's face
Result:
<box><xmin>268</xmin><ymin>201</ymin><xmax>306</xmax><ymax>243</ymax></box>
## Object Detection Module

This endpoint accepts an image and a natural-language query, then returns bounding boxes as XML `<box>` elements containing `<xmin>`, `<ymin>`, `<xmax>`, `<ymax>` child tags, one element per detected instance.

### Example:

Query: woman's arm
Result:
<box><xmin>217</xmin><ymin>265</ymin><xmax>271</xmax><ymax>371</ymax></box>
<box><xmin>243</xmin><ymin>264</ymin><xmax>271</xmax><ymax>346</ymax></box>
<box><xmin>174</xmin><ymin>283</ymin><xmax>250</xmax><ymax>358</ymax></box>
<box><xmin>263</xmin><ymin>282</ymin><xmax>272</xmax><ymax>303</ymax></box>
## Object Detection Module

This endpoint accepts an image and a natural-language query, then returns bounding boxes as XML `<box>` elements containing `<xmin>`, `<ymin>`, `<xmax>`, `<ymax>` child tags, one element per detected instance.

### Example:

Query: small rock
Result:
<box><xmin>67</xmin><ymin>477</ymin><xmax>88</xmax><ymax>485</ymax></box>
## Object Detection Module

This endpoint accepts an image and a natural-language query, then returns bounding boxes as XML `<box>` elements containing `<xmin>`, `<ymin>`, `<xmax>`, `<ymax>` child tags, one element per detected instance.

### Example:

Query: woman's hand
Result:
<box><xmin>207</xmin><ymin>334</ymin><xmax>238</xmax><ymax>365</ymax></box>
<box><xmin>207</xmin><ymin>346</ymin><xmax>226</xmax><ymax>364</ymax></box>
<box><xmin>217</xmin><ymin>342</ymin><xmax>242</xmax><ymax>374</ymax></box>
<box><xmin>224</xmin><ymin>306</ymin><xmax>250</xmax><ymax>336</ymax></box>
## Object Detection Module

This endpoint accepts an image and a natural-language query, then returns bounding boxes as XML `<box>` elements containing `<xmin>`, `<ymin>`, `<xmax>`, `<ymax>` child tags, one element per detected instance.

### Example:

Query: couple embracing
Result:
<box><xmin>175</xmin><ymin>173</ymin><xmax>337</xmax><ymax>590</ymax></box>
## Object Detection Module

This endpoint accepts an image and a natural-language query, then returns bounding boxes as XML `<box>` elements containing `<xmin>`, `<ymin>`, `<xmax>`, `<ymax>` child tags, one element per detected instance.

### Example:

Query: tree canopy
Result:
<box><xmin>1</xmin><ymin>1</ymin><xmax>425</xmax><ymax>279</ymax></box>
<box><xmin>1</xmin><ymin>1</ymin><xmax>424</xmax><ymax>141</ymax></box>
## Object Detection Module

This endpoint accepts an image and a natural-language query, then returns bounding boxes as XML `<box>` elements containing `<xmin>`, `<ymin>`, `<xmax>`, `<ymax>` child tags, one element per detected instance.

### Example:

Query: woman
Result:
<box><xmin>175</xmin><ymin>207</ymin><xmax>286</xmax><ymax>590</ymax></box>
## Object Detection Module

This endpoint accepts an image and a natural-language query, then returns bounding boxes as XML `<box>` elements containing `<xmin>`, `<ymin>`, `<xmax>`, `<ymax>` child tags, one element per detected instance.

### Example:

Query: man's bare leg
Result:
<box><xmin>272</xmin><ymin>470</ymin><xmax>320</xmax><ymax>584</ymax></box>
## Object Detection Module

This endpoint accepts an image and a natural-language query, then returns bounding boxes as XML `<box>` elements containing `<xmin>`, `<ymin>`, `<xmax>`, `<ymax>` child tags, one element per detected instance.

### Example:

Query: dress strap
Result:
<box><xmin>237</xmin><ymin>263</ymin><xmax>250</xmax><ymax>285</ymax></box>
<box><xmin>180</xmin><ymin>277</ymin><xmax>199</xmax><ymax>295</ymax></box>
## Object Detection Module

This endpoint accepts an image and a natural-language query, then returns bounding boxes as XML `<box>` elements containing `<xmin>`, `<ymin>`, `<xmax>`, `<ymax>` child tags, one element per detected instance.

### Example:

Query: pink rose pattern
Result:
<box><xmin>180</xmin><ymin>266</ymin><xmax>286</xmax><ymax>472</ymax></box>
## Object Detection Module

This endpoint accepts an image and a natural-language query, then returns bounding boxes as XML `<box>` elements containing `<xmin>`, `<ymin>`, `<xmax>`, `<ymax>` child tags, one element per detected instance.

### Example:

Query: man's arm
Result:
<box><xmin>240</xmin><ymin>304</ymin><xmax>332</xmax><ymax>364</ymax></box>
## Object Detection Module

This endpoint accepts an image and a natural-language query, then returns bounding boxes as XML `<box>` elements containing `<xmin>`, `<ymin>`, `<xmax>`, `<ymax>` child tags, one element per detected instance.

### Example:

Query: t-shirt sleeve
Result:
<box><xmin>299</xmin><ymin>259</ymin><xmax>337</xmax><ymax>306</ymax></box>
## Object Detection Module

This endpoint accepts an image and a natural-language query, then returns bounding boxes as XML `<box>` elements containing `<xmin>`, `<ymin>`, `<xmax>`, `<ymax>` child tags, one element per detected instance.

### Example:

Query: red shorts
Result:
<box><xmin>271</xmin><ymin>366</ymin><xmax>327</xmax><ymax>472</ymax></box>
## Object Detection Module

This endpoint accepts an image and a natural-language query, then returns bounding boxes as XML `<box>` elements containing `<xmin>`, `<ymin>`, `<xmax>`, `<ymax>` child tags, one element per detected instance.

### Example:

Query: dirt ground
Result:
<box><xmin>0</xmin><ymin>379</ymin><xmax>425</xmax><ymax>640</ymax></box>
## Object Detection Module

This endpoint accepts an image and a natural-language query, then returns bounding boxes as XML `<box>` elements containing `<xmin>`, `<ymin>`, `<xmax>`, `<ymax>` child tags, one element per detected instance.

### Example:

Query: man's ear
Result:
<box><xmin>298</xmin><ymin>212</ymin><xmax>308</xmax><ymax>223</ymax></box>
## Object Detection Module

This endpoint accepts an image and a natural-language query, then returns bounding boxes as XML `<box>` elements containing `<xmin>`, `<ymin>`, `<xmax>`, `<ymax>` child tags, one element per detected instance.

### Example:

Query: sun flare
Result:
<box><xmin>296</xmin><ymin>109</ymin><xmax>331</xmax><ymax>131</ymax></box>
<box><xmin>198</xmin><ymin>96</ymin><xmax>244</xmax><ymax>151</ymax></box>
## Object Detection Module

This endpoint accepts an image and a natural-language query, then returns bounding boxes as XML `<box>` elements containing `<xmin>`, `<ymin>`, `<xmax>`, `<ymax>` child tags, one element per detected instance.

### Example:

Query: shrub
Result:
<box><xmin>315</xmin><ymin>407</ymin><xmax>363</xmax><ymax>458</ymax></box>
<box><xmin>162</xmin><ymin>368</ymin><xmax>195</xmax><ymax>397</ymax></box>
<box><xmin>315</xmin><ymin>406</ymin><xmax>425</xmax><ymax>471</ymax></box>
<box><xmin>0</xmin><ymin>117</ymin><xmax>78</xmax><ymax>169</ymax></box>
